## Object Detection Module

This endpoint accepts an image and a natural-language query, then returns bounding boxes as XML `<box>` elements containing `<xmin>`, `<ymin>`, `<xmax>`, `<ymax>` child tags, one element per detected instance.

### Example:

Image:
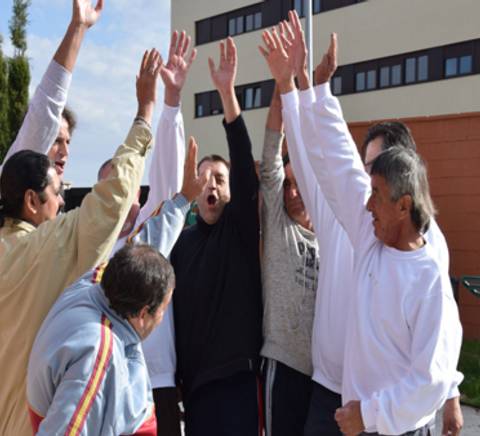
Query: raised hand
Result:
<box><xmin>258</xmin><ymin>26</ymin><xmax>295</xmax><ymax>92</ymax></box>
<box><xmin>208</xmin><ymin>37</ymin><xmax>237</xmax><ymax>96</ymax></box>
<box><xmin>180</xmin><ymin>137</ymin><xmax>210</xmax><ymax>203</ymax></box>
<box><xmin>161</xmin><ymin>30</ymin><xmax>197</xmax><ymax>106</ymax></box>
<box><xmin>314</xmin><ymin>32</ymin><xmax>338</xmax><ymax>85</ymax></box>
<box><xmin>283</xmin><ymin>10</ymin><xmax>309</xmax><ymax>89</ymax></box>
<box><xmin>72</xmin><ymin>0</ymin><xmax>104</xmax><ymax>29</ymax></box>
<box><xmin>136</xmin><ymin>49</ymin><xmax>162</xmax><ymax>125</ymax></box>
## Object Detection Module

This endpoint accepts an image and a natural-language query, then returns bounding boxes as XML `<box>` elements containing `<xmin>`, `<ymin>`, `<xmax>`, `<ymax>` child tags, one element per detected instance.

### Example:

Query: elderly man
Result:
<box><xmin>263</xmin><ymin>11</ymin><xmax>461</xmax><ymax>434</ymax></box>
<box><xmin>0</xmin><ymin>47</ymin><xmax>159</xmax><ymax>435</ymax></box>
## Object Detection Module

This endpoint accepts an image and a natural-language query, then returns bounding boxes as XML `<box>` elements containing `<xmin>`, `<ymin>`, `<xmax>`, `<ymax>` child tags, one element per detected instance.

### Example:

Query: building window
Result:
<box><xmin>460</xmin><ymin>55</ymin><xmax>473</xmax><ymax>74</ymax></box>
<box><xmin>228</xmin><ymin>18</ymin><xmax>236</xmax><ymax>36</ymax></box>
<box><xmin>244</xmin><ymin>86</ymin><xmax>262</xmax><ymax>109</ymax></box>
<box><xmin>418</xmin><ymin>55</ymin><xmax>428</xmax><ymax>81</ymax></box>
<box><xmin>405</xmin><ymin>55</ymin><xmax>428</xmax><ymax>83</ymax></box>
<box><xmin>246</xmin><ymin>14</ymin><xmax>254</xmax><ymax>32</ymax></box>
<box><xmin>254</xmin><ymin>12</ymin><xmax>262</xmax><ymax>29</ymax></box>
<box><xmin>379</xmin><ymin>66</ymin><xmax>390</xmax><ymax>88</ymax></box>
<box><xmin>236</xmin><ymin>16</ymin><xmax>244</xmax><ymax>34</ymax></box>
<box><xmin>196</xmin><ymin>104</ymin><xmax>204</xmax><ymax>118</ymax></box>
<box><xmin>313</xmin><ymin>0</ymin><xmax>322</xmax><ymax>14</ymax></box>
<box><xmin>391</xmin><ymin>64</ymin><xmax>402</xmax><ymax>85</ymax></box>
<box><xmin>367</xmin><ymin>70</ymin><xmax>376</xmax><ymax>90</ymax></box>
<box><xmin>332</xmin><ymin>76</ymin><xmax>342</xmax><ymax>95</ymax></box>
<box><xmin>356</xmin><ymin>72</ymin><xmax>365</xmax><ymax>91</ymax></box>
<box><xmin>446</xmin><ymin>54</ymin><xmax>473</xmax><ymax>77</ymax></box>
<box><xmin>294</xmin><ymin>0</ymin><xmax>305</xmax><ymax>17</ymax></box>
<box><xmin>405</xmin><ymin>57</ymin><xmax>416</xmax><ymax>83</ymax></box>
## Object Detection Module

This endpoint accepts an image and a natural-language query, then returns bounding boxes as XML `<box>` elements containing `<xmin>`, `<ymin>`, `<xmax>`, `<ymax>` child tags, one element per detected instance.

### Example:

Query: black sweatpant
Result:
<box><xmin>184</xmin><ymin>371</ymin><xmax>261</xmax><ymax>436</ymax></box>
<box><xmin>152</xmin><ymin>387</ymin><xmax>181</xmax><ymax>436</ymax></box>
<box><xmin>263</xmin><ymin>359</ymin><xmax>313</xmax><ymax>436</ymax></box>
<box><xmin>304</xmin><ymin>381</ymin><xmax>342</xmax><ymax>436</ymax></box>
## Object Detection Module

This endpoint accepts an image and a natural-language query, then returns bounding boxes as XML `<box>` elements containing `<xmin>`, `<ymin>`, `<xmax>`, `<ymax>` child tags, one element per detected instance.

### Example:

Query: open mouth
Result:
<box><xmin>207</xmin><ymin>194</ymin><xmax>218</xmax><ymax>206</ymax></box>
<box><xmin>55</xmin><ymin>161</ymin><xmax>65</xmax><ymax>174</ymax></box>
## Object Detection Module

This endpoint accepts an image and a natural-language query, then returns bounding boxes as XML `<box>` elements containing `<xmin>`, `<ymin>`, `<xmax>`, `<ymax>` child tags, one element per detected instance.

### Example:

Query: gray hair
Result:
<box><xmin>370</xmin><ymin>146</ymin><xmax>436</xmax><ymax>233</ymax></box>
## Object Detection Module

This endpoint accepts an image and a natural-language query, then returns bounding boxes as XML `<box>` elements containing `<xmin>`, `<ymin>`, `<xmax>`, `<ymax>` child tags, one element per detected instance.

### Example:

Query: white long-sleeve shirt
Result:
<box><xmin>114</xmin><ymin>103</ymin><xmax>185</xmax><ymax>389</ymax></box>
<box><xmin>297</xmin><ymin>83</ymin><xmax>463</xmax><ymax>435</ymax></box>
<box><xmin>0</xmin><ymin>60</ymin><xmax>71</xmax><ymax>173</ymax></box>
<box><xmin>281</xmin><ymin>89</ymin><xmax>353</xmax><ymax>393</ymax></box>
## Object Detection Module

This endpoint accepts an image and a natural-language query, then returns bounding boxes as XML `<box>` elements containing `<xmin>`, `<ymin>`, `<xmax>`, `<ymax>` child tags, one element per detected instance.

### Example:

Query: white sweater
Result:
<box><xmin>296</xmin><ymin>83</ymin><xmax>463</xmax><ymax>435</ymax></box>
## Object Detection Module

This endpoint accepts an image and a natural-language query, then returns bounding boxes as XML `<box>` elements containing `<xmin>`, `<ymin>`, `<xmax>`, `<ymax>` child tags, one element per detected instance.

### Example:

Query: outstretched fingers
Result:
<box><xmin>226</xmin><ymin>37</ymin><xmax>237</xmax><ymax>65</ymax></box>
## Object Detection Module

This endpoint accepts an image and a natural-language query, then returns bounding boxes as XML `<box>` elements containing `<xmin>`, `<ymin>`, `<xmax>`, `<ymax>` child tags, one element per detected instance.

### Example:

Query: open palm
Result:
<box><xmin>209</xmin><ymin>37</ymin><xmax>237</xmax><ymax>94</ymax></box>
<box><xmin>160</xmin><ymin>31</ymin><xmax>196</xmax><ymax>93</ymax></box>
<box><xmin>73</xmin><ymin>0</ymin><xmax>104</xmax><ymax>28</ymax></box>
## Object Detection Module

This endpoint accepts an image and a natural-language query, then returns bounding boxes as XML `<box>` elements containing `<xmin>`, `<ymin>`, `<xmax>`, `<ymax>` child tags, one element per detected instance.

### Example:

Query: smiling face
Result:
<box><xmin>196</xmin><ymin>159</ymin><xmax>231</xmax><ymax>225</ymax></box>
<box><xmin>47</xmin><ymin>117</ymin><xmax>71</xmax><ymax>177</ymax></box>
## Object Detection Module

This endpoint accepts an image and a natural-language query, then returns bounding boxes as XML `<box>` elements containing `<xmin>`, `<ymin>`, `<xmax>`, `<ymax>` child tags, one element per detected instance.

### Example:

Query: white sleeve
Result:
<box><xmin>361</xmin><ymin>276</ymin><xmax>463</xmax><ymax>434</ymax></box>
<box><xmin>1</xmin><ymin>60</ymin><xmax>71</xmax><ymax>172</ymax></box>
<box><xmin>299</xmin><ymin>83</ymin><xmax>373</xmax><ymax>249</ymax></box>
<box><xmin>280</xmin><ymin>88</ymin><xmax>321</xmax><ymax>229</ymax></box>
<box><xmin>135</xmin><ymin>104</ymin><xmax>185</xmax><ymax>225</ymax></box>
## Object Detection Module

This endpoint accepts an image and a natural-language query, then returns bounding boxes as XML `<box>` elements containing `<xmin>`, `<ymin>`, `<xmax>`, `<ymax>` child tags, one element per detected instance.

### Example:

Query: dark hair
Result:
<box><xmin>197</xmin><ymin>154</ymin><xmax>230</xmax><ymax>171</ymax></box>
<box><xmin>361</xmin><ymin>121</ymin><xmax>416</xmax><ymax>162</ymax></box>
<box><xmin>97</xmin><ymin>158</ymin><xmax>113</xmax><ymax>181</ymax></box>
<box><xmin>371</xmin><ymin>146</ymin><xmax>436</xmax><ymax>233</ymax></box>
<box><xmin>0</xmin><ymin>150</ymin><xmax>54</xmax><ymax>226</ymax></box>
<box><xmin>62</xmin><ymin>107</ymin><xmax>77</xmax><ymax>134</ymax></box>
<box><xmin>101</xmin><ymin>244</ymin><xmax>175</xmax><ymax>319</ymax></box>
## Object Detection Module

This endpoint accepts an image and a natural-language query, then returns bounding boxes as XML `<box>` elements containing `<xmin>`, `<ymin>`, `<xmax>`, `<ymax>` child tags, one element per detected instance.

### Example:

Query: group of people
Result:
<box><xmin>0</xmin><ymin>1</ymin><xmax>464</xmax><ymax>435</ymax></box>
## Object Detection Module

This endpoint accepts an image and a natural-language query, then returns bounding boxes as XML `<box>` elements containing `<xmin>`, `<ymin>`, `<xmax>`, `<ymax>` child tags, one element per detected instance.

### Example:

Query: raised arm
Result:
<box><xmin>1</xmin><ymin>0</ymin><xmax>104</xmax><ymax>172</ymax></box>
<box><xmin>130</xmin><ymin>137</ymin><xmax>209</xmax><ymax>257</ymax></box>
<box><xmin>208</xmin><ymin>37</ymin><xmax>240</xmax><ymax>123</ymax></box>
<box><xmin>259</xmin><ymin>86</ymin><xmax>285</xmax><ymax>212</ymax></box>
<box><xmin>137</xmin><ymin>30</ymin><xmax>197</xmax><ymax>223</ymax></box>
<box><xmin>208</xmin><ymin>37</ymin><xmax>258</xmax><ymax>228</ymax></box>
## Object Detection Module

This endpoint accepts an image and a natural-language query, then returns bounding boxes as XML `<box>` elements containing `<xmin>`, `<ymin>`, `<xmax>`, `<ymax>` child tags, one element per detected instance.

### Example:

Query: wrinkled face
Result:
<box><xmin>99</xmin><ymin>162</ymin><xmax>140</xmax><ymax>236</ymax></box>
<box><xmin>138</xmin><ymin>289</ymin><xmax>173</xmax><ymax>340</ymax></box>
<box><xmin>366</xmin><ymin>174</ymin><xmax>403</xmax><ymax>246</ymax></box>
<box><xmin>47</xmin><ymin>117</ymin><xmax>71</xmax><ymax>177</ymax></box>
<box><xmin>283</xmin><ymin>163</ymin><xmax>308</xmax><ymax>225</ymax></box>
<box><xmin>33</xmin><ymin>167</ymin><xmax>65</xmax><ymax>226</ymax></box>
<box><xmin>196</xmin><ymin>160</ymin><xmax>231</xmax><ymax>225</ymax></box>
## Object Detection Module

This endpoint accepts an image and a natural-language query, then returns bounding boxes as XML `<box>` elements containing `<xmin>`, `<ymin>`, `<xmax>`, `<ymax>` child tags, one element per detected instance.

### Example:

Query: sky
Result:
<box><xmin>0</xmin><ymin>0</ymin><xmax>171</xmax><ymax>187</ymax></box>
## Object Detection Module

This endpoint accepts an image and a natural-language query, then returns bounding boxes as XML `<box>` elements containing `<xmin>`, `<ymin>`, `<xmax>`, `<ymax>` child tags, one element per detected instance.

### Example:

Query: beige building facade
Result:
<box><xmin>172</xmin><ymin>0</ymin><xmax>480</xmax><ymax>338</ymax></box>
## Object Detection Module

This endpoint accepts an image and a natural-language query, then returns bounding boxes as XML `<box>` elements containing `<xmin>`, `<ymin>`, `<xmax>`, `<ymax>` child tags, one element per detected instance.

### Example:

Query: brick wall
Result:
<box><xmin>349</xmin><ymin>112</ymin><xmax>480</xmax><ymax>339</ymax></box>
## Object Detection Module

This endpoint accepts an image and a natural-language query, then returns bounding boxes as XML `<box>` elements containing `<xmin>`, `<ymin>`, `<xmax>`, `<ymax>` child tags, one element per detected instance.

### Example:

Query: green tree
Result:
<box><xmin>0</xmin><ymin>35</ymin><xmax>10</xmax><ymax>162</ymax></box>
<box><xmin>9</xmin><ymin>0</ymin><xmax>30</xmax><ymax>56</ymax></box>
<box><xmin>7</xmin><ymin>0</ymin><xmax>31</xmax><ymax>148</ymax></box>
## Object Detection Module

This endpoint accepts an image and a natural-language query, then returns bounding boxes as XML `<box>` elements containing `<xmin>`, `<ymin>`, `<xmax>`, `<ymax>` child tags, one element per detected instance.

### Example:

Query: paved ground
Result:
<box><xmin>435</xmin><ymin>405</ymin><xmax>480</xmax><ymax>435</ymax></box>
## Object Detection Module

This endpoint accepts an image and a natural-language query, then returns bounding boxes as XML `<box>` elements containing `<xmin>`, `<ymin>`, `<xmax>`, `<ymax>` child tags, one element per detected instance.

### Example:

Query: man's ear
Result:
<box><xmin>23</xmin><ymin>189</ymin><xmax>39</xmax><ymax>216</ymax></box>
<box><xmin>398</xmin><ymin>194</ymin><xmax>412</xmax><ymax>220</ymax></box>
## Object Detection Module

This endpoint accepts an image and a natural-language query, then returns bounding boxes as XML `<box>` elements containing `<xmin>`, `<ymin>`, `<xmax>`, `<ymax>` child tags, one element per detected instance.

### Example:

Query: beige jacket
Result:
<box><xmin>0</xmin><ymin>121</ymin><xmax>152</xmax><ymax>436</ymax></box>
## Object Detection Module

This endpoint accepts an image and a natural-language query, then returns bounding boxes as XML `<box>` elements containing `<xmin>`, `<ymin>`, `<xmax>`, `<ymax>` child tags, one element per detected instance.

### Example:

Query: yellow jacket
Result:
<box><xmin>0</xmin><ymin>121</ymin><xmax>152</xmax><ymax>435</ymax></box>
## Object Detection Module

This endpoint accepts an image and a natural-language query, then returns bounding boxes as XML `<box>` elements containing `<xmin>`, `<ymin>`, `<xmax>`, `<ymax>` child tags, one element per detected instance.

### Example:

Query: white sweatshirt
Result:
<box><xmin>281</xmin><ymin>89</ymin><xmax>353</xmax><ymax>393</ymax></box>
<box><xmin>113</xmin><ymin>103</ymin><xmax>185</xmax><ymax>388</ymax></box>
<box><xmin>297</xmin><ymin>83</ymin><xmax>463</xmax><ymax>435</ymax></box>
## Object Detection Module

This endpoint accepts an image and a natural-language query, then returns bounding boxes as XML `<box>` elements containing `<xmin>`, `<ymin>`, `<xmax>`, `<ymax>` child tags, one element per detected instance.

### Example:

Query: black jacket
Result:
<box><xmin>171</xmin><ymin>115</ymin><xmax>262</xmax><ymax>401</ymax></box>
